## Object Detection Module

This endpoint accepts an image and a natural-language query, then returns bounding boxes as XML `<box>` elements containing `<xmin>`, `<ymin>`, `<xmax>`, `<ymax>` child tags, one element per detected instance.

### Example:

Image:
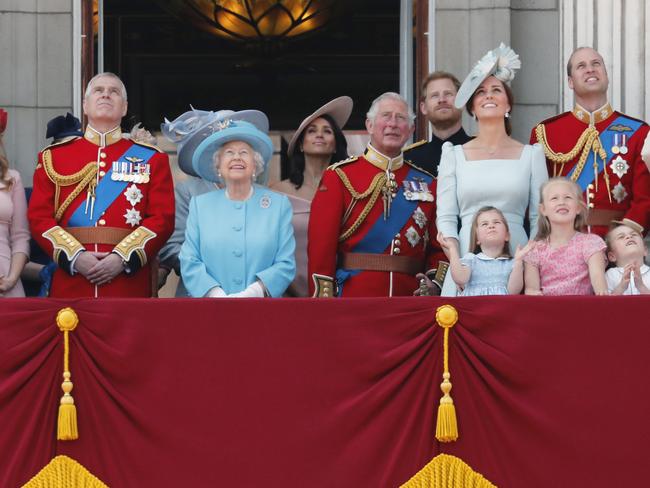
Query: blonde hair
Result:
<box><xmin>468</xmin><ymin>206</ymin><xmax>512</xmax><ymax>257</ymax></box>
<box><xmin>535</xmin><ymin>177</ymin><xmax>587</xmax><ymax>240</ymax></box>
<box><xmin>0</xmin><ymin>138</ymin><xmax>13</xmax><ymax>191</ymax></box>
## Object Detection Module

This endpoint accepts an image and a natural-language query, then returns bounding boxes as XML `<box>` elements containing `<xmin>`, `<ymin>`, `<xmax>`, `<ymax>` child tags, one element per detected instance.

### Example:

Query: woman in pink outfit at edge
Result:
<box><xmin>0</xmin><ymin>109</ymin><xmax>30</xmax><ymax>297</ymax></box>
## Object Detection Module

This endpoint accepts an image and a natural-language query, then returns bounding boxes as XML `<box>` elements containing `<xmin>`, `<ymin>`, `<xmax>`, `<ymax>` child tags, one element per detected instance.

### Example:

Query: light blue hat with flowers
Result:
<box><xmin>191</xmin><ymin>119</ymin><xmax>274</xmax><ymax>184</ymax></box>
<box><xmin>161</xmin><ymin>107</ymin><xmax>269</xmax><ymax>178</ymax></box>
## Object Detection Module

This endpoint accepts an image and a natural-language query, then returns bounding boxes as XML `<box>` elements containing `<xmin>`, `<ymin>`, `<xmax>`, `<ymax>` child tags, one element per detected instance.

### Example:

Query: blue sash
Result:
<box><xmin>569</xmin><ymin>115</ymin><xmax>643</xmax><ymax>192</ymax></box>
<box><xmin>68</xmin><ymin>144</ymin><xmax>156</xmax><ymax>227</ymax></box>
<box><xmin>336</xmin><ymin>167</ymin><xmax>431</xmax><ymax>295</ymax></box>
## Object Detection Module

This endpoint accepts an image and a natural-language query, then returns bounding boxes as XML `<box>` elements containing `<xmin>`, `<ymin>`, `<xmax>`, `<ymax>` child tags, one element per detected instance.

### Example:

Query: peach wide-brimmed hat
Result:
<box><xmin>287</xmin><ymin>96</ymin><xmax>353</xmax><ymax>155</ymax></box>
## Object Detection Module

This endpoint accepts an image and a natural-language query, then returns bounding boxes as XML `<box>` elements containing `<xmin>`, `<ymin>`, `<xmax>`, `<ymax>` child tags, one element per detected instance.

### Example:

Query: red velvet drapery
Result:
<box><xmin>2</xmin><ymin>296</ymin><xmax>649</xmax><ymax>487</ymax></box>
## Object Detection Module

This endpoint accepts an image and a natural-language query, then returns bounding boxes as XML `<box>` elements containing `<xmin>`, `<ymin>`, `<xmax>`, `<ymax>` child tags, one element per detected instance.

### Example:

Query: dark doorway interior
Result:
<box><xmin>102</xmin><ymin>0</ymin><xmax>400</xmax><ymax>133</ymax></box>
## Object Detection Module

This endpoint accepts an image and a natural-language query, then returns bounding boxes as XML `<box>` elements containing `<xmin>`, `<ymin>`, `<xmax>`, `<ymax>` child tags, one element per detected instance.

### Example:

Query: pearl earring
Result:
<box><xmin>505</xmin><ymin>112</ymin><xmax>510</xmax><ymax>119</ymax></box>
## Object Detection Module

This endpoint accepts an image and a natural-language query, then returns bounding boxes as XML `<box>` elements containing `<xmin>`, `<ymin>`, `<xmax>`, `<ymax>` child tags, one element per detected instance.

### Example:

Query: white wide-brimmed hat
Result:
<box><xmin>287</xmin><ymin>96</ymin><xmax>353</xmax><ymax>155</ymax></box>
<box><xmin>455</xmin><ymin>43</ymin><xmax>521</xmax><ymax>109</ymax></box>
<box><xmin>161</xmin><ymin>108</ymin><xmax>269</xmax><ymax>177</ymax></box>
<box><xmin>191</xmin><ymin>119</ymin><xmax>274</xmax><ymax>184</ymax></box>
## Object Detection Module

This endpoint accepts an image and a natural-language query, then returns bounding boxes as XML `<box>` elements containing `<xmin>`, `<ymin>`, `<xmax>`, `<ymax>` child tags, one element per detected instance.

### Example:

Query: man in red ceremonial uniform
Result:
<box><xmin>28</xmin><ymin>73</ymin><xmax>174</xmax><ymax>297</ymax></box>
<box><xmin>308</xmin><ymin>92</ymin><xmax>444</xmax><ymax>297</ymax></box>
<box><xmin>531</xmin><ymin>47</ymin><xmax>650</xmax><ymax>236</ymax></box>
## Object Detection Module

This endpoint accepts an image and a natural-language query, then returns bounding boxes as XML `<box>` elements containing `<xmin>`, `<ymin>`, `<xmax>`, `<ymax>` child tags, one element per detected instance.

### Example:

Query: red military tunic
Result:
<box><xmin>308</xmin><ymin>145</ymin><xmax>444</xmax><ymax>297</ymax></box>
<box><xmin>531</xmin><ymin>103</ymin><xmax>650</xmax><ymax>236</ymax></box>
<box><xmin>28</xmin><ymin>125</ymin><xmax>175</xmax><ymax>297</ymax></box>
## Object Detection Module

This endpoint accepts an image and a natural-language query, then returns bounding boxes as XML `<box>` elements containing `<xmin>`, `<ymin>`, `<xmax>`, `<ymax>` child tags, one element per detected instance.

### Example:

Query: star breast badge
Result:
<box><xmin>124</xmin><ymin>208</ymin><xmax>142</xmax><ymax>227</ymax></box>
<box><xmin>611</xmin><ymin>182</ymin><xmax>628</xmax><ymax>203</ymax></box>
<box><xmin>124</xmin><ymin>184</ymin><xmax>144</xmax><ymax>206</ymax></box>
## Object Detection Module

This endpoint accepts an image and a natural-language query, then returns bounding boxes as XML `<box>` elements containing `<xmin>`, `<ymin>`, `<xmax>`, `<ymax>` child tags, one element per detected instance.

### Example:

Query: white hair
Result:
<box><xmin>366</xmin><ymin>92</ymin><xmax>415</xmax><ymax>126</ymax></box>
<box><xmin>213</xmin><ymin>143</ymin><xmax>265</xmax><ymax>183</ymax></box>
<box><xmin>84</xmin><ymin>72</ymin><xmax>128</xmax><ymax>101</ymax></box>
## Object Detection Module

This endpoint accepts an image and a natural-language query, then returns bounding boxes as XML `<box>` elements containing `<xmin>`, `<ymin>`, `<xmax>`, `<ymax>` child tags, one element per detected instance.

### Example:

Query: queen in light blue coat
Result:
<box><xmin>179</xmin><ymin>117</ymin><xmax>295</xmax><ymax>298</ymax></box>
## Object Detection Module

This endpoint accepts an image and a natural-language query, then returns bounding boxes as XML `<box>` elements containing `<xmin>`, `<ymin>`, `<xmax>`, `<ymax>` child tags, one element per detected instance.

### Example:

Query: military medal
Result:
<box><xmin>124</xmin><ymin>207</ymin><xmax>142</xmax><ymax>227</ymax></box>
<box><xmin>620</xmin><ymin>134</ymin><xmax>628</xmax><ymax>154</ymax></box>
<box><xmin>610</xmin><ymin>155</ymin><xmax>629</xmax><ymax>178</ymax></box>
<box><xmin>612</xmin><ymin>134</ymin><xmax>620</xmax><ymax>154</ymax></box>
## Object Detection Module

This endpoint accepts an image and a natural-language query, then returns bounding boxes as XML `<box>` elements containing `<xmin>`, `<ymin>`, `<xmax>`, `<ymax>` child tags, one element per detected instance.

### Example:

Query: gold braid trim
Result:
<box><xmin>22</xmin><ymin>455</ymin><xmax>108</xmax><ymax>487</ymax></box>
<box><xmin>335</xmin><ymin>169</ymin><xmax>386</xmax><ymax>242</ymax></box>
<box><xmin>42</xmin><ymin>150</ymin><xmax>98</xmax><ymax>221</ymax></box>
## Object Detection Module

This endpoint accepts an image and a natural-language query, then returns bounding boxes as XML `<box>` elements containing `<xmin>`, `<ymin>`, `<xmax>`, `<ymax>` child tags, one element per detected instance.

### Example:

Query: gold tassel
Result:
<box><xmin>22</xmin><ymin>455</ymin><xmax>108</xmax><ymax>487</ymax></box>
<box><xmin>56</xmin><ymin>308</ymin><xmax>79</xmax><ymax>441</ymax></box>
<box><xmin>435</xmin><ymin>305</ymin><xmax>459</xmax><ymax>443</ymax></box>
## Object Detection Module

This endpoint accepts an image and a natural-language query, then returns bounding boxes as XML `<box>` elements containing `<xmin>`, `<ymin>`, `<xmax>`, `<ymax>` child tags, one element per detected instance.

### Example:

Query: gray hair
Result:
<box><xmin>213</xmin><ymin>143</ymin><xmax>265</xmax><ymax>183</ymax></box>
<box><xmin>366</xmin><ymin>92</ymin><xmax>415</xmax><ymax>126</ymax></box>
<box><xmin>84</xmin><ymin>72</ymin><xmax>128</xmax><ymax>101</ymax></box>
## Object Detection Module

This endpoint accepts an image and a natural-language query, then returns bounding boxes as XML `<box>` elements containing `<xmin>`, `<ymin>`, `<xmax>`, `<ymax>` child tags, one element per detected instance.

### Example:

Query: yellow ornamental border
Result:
<box><xmin>21</xmin><ymin>455</ymin><xmax>108</xmax><ymax>488</ymax></box>
<box><xmin>400</xmin><ymin>453</ymin><xmax>496</xmax><ymax>488</ymax></box>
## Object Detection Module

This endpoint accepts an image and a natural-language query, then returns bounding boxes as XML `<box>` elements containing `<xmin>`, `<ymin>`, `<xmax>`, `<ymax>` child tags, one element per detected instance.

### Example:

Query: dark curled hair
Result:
<box><xmin>288</xmin><ymin>113</ymin><xmax>348</xmax><ymax>189</ymax></box>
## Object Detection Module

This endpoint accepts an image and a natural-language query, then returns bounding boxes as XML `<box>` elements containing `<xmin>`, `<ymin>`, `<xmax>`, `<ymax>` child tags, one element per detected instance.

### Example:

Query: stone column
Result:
<box><xmin>0</xmin><ymin>0</ymin><xmax>75</xmax><ymax>185</ymax></box>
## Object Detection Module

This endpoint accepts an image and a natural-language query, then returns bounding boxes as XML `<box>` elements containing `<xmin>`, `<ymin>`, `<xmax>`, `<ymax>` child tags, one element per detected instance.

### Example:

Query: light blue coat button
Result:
<box><xmin>233</xmin><ymin>225</ymin><xmax>242</xmax><ymax>231</ymax></box>
<box><xmin>234</xmin><ymin>278</ymin><xmax>243</xmax><ymax>285</ymax></box>
<box><xmin>233</xmin><ymin>249</ymin><xmax>243</xmax><ymax>257</ymax></box>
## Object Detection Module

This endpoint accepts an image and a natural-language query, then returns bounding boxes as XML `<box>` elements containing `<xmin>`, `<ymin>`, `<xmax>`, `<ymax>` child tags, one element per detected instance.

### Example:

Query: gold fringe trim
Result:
<box><xmin>22</xmin><ymin>456</ymin><xmax>108</xmax><ymax>488</ymax></box>
<box><xmin>56</xmin><ymin>308</ymin><xmax>79</xmax><ymax>441</ymax></box>
<box><xmin>400</xmin><ymin>454</ymin><xmax>496</xmax><ymax>488</ymax></box>
<box><xmin>435</xmin><ymin>305</ymin><xmax>459</xmax><ymax>443</ymax></box>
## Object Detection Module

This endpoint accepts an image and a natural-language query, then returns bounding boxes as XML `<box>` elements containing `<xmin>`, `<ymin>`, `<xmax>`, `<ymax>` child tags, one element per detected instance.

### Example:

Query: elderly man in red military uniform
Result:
<box><xmin>28</xmin><ymin>72</ymin><xmax>174</xmax><ymax>297</ymax></box>
<box><xmin>531</xmin><ymin>47</ymin><xmax>650</xmax><ymax>237</ymax></box>
<box><xmin>308</xmin><ymin>92</ymin><xmax>445</xmax><ymax>297</ymax></box>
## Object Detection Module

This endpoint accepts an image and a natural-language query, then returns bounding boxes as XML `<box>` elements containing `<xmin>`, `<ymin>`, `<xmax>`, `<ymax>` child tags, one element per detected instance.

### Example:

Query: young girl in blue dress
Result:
<box><xmin>437</xmin><ymin>206</ymin><xmax>529</xmax><ymax>296</ymax></box>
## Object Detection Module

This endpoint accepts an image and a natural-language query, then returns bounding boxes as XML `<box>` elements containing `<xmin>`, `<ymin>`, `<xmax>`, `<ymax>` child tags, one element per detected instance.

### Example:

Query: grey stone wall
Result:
<box><xmin>434</xmin><ymin>0</ymin><xmax>560</xmax><ymax>143</ymax></box>
<box><xmin>0</xmin><ymin>0</ymin><xmax>73</xmax><ymax>185</ymax></box>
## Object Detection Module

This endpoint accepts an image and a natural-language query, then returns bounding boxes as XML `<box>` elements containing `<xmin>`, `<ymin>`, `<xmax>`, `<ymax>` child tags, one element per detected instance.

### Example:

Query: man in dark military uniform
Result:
<box><xmin>308</xmin><ymin>92</ymin><xmax>445</xmax><ymax>297</ymax></box>
<box><xmin>28</xmin><ymin>72</ymin><xmax>175</xmax><ymax>297</ymax></box>
<box><xmin>404</xmin><ymin>71</ymin><xmax>472</xmax><ymax>175</ymax></box>
<box><xmin>531</xmin><ymin>47</ymin><xmax>650</xmax><ymax>237</ymax></box>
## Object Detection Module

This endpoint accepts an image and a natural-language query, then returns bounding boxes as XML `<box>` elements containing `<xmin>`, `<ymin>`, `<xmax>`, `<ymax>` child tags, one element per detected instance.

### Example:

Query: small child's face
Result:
<box><xmin>475</xmin><ymin>210</ymin><xmax>509</xmax><ymax>247</ymax></box>
<box><xmin>540</xmin><ymin>181</ymin><xmax>581</xmax><ymax>222</ymax></box>
<box><xmin>607</xmin><ymin>225</ymin><xmax>647</xmax><ymax>264</ymax></box>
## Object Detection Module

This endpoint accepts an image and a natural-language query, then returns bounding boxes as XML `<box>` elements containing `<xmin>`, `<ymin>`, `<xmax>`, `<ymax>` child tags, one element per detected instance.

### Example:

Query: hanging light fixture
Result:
<box><xmin>156</xmin><ymin>0</ymin><xmax>342</xmax><ymax>42</ymax></box>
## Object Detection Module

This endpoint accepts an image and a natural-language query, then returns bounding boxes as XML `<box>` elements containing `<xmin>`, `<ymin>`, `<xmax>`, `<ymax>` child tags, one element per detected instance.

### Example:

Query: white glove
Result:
<box><xmin>206</xmin><ymin>286</ymin><xmax>227</xmax><ymax>298</ymax></box>
<box><xmin>228</xmin><ymin>281</ymin><xmax>265</xmax><ymax>298</ymax></box>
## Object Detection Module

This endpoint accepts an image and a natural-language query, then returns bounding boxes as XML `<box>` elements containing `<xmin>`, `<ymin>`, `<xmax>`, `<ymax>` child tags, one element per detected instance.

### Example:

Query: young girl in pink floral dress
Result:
<box><xmin>524</xmin><ymin>177</ymin><xmax>608</xmax><ymax>295</ymax></box>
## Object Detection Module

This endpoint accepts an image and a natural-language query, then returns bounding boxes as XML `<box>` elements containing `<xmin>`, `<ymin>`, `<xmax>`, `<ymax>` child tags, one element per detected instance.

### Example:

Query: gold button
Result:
<box><xmin>323</xmin><ymin>293</ymin><xmax>329</xmax><ymax>297</ymax></box>
<box><xmin>394</xmin><ymin>239</ymin><xmax>401</xmax><ymax>246</ymax></box>
<box><xmin>99</xmin><ymin>161</ymin><xmax>106</xmax><ymax>168</ymax></box>
<box><xmin>98</xmin><ymin>219</ymin><xmax>106</xmax><ymax>226</ymax></box>
<box><xmin>394</xmin><ymin>248</ymin><xmax>401</xmax><ymax>254</ymax></box>
<box><xmin>100</xmin><ymin>152</ymin><xmax>107</xmax><ymax>158</ymax></box>
<box><xmin>99</xmin><ymin>170</ymin><xmax>106</xmax><ymax>177</ymax></box>
<box><xmin>58</xmin><ymin>230</ymin><xmax>65</xmax><ymax>235</ymax></box>
<box><xmin>134</xmin><ymin>231</ymin><xmax>140</xmax><ymax>237</ymax></box>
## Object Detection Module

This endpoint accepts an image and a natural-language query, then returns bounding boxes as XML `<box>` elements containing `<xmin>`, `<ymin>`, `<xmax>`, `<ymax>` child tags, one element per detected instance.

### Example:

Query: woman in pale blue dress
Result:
<box><xmin>435</xmin><ymin>44</ymin><xmax>548</xmax><ymax>295</ymax></box>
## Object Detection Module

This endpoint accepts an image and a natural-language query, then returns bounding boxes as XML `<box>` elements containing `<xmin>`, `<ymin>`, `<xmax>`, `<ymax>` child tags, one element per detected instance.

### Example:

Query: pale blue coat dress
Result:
<box><xmin>180</xmin><ymin>185</ymin><xmax>296</xmax><ymax>297</ymax></box>
<box><xmin>436</xmin><ymin>142</ymin><xmax>548</xmax><ymax>296</ymax></box>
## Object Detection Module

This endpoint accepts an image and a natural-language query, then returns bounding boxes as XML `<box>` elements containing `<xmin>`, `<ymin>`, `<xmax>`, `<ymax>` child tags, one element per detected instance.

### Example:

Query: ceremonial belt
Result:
<box><xmin>339</xmin><ymin>253</ymin><xmax>424</xmax><ymax>275</ymax></box>
<box><xmin>68</xmin><ymin>144</ymin><xmax>156</xmax><ymax>227</ymax></box>
<box><xmin>66</xmin><ymin>226</ymin><xmax>130</xmax><ymax>245</ymax></box>
<box><xmin>586</xmin><ymin>209</ymin><xmax>625</xmax><ymax>227</ymax></box>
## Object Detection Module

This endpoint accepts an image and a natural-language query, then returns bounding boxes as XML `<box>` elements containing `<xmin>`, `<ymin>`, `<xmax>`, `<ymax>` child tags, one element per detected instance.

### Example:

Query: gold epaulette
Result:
<box><xmin>40</xmin><ymin>136</ymin><xmax>81</xmax><ymax>153</ymax></box>
<box><xmin>113</xmin><ymin>226</ymin><xmax>156</xmax><ymax>265</ymax></box>
<box><xmin>404</xmin><ymin>159</ymin><xmax>434</xmax><ymax>178</ymax></box>
<box><xmin>42</xmin><ymin>226</ymin><xmax>84</xmax><ymax>262</ymax></box>
<box><xmin>132</xmin><ymin>139</ymin><xmax>163</xmax><ymax>153</ymax></box>
<box><xmin>327</xmin><ymin>155</ymin><xmax>358</xmax><ymax>170</ymax></box>
<box><xmin>403</xmin><ymin>139</ymin><xmax>427</xmax><ymax>152</ymax></box>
